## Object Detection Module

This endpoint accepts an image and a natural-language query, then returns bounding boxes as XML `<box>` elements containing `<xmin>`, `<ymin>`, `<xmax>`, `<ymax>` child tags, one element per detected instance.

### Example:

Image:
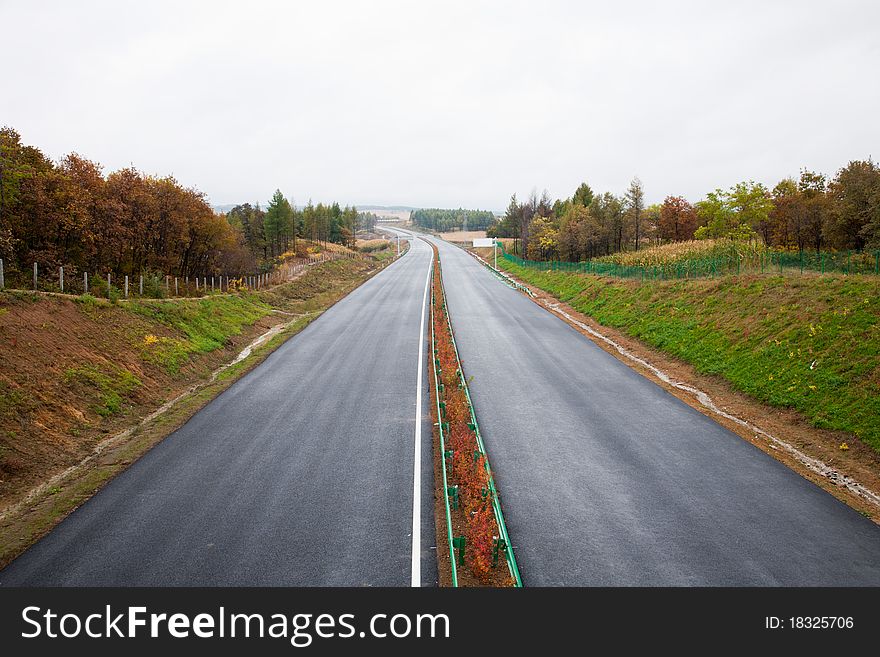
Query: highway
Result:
<box><xmin>0</xmin><ymin>235</ymin><xmax>436</xmax><ymax>586</ymax></box>
<box><xmin>428</xmin><ymin>236</ymin><xmax>880</xmax><ymax>585</ymax></box>
<box><xmin>4</xmin><ymin>226</ymin><xmax>879</xmax><ymax>587</ymax></box>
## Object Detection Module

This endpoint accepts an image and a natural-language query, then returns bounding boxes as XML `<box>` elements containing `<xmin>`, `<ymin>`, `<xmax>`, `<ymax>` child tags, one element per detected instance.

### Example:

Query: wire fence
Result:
<box><xmin>0</xmin><ymin>251</ymin><xmax>364</xmax><ymax>300</ymax></box>
<box><xmin>499</xmin><ymin>248</ymin><xmax>880</xmax><ymax>280</ymax></box>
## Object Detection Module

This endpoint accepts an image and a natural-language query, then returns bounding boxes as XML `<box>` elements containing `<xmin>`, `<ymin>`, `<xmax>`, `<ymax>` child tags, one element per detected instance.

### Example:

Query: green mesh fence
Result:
<box><xmin>498</xmin><ymin>245</ymin><xmax>880</xmax><ymax>280</ymax></box>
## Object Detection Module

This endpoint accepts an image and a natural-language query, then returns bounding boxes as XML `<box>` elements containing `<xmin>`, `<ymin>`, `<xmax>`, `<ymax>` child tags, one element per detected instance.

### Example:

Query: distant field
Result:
<box><xmin>356</xmin><ymin>238</ymin><xmax>393</xmax><ymax>253</ymax></box>
<box><xmin>364</xmin><ymin>209</ymin><xmax>412</xmax><ymax>222</ymax></box>
<box><xmin>438</xmin><ymin>230</ymin><xmax>488</xmax><ymax>243</ymax></box>
<box><xmin>595</xmin><ymin>239</ymin><xmax>758</xmax><ymax>266</ymax></box>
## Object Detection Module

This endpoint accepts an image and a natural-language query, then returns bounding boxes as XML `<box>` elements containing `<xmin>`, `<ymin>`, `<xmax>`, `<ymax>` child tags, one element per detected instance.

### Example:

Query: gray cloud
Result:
<box><xmin>3</xmin><ymin>0</ymin><xmax>878</xmax><ymax>209</ymax></box>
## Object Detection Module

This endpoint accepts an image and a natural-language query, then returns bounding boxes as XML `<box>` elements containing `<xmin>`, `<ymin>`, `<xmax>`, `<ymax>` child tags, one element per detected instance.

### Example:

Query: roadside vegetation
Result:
<box><xmin>487</xmin><ymin>161</ymin><xmax>880</xmax><ymax>264</ymax></box>
<box><xmin>356</xmin><ymin>239</ymin><xmax>393</xmax><ymax>253</ymax></box>
<box><xmin>594</xmin><ymin>239</ymin><xmax>763</xmax><ymax>267</ymax></box>
<box><xmin>497</xmin><ymin>259</ymin><xmax>880</xmax><ymax>452</ymax></box>
<box><xmin>0</xmin><ymin>126</ymin><xmax>377</xmax><ymax>291</ymax></box>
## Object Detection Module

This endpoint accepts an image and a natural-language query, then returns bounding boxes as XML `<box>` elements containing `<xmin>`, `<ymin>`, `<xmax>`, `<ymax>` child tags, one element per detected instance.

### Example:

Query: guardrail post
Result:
<box><xmin>492</xmin><ymin>536</ymin><xmax>506</xmax><ymax>567</ymax></box>
<box><xmin>140</xmin><ymin>275</ymin><xmax>144</xmax><ymax>296</ymax></box>
<box><xmin>84</xmin><ymin>272</ymin><xmax>88</xmax><ymax>293</ymax></box>
<box><xmin>0</xmin><ymin>258</ymin><xmax>4</xmax><ymax>289</ymax></box>
<box><xmin>60</xmin><ymin>266</ymin><xmax>64</xmax><ymax>293</ymax></box>
<box><xmin>447</xmin><ymin>485</ymin><xmax>459</xmax><ymax>510</ymax></box>
<box><xmin>34</xmin><ymin>262</ymin><xmax>38</xmax><ymax>290</ymax></box>
<box><xmin>452</xmin><ymin>536</ymin><xmax>466</xmax><ymax>566</ymax></box>
<box><xmin>124</xmin><ymin>275</ymin><xmax>129</xmax><ymax>298</ymax></box>
<box><xmin>107</xmin><ymin>273</ymin><xmax>111</xmax><ymax>298</ymax></box>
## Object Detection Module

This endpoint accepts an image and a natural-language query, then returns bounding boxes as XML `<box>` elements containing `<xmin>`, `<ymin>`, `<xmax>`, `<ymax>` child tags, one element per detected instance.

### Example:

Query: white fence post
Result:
<box><xmin>34</xmin><ymin>262</ymin><xmax>38</xmax><ymax>290</ymax></box>
<box><xmin>107</xmin><ymin>273</ymin><xmax>111</xmax><ymax>298</ymax></box>
<box><xmin>84</xmin><ymin>272</ymin><xmax>88</xmax><ymax>294</ymax></box>
<box><xmin>0</xmin><ymin>258</ymin><xmax>4</xmax><ymax>289</ymax></box>
<box><xmin>175</xmin><ymin>277</ymin><xmax>178</xmax><ymax>296</ymax></box>
<box><xmin>125</xmin><ymin>275</ymin><xmax>129</xmax><ymax>298</ymax></box>
<box><xmin>139</xmin><ymin>275</ymin><xmax>144</xmax><ymax>296</ymax></box>
<box><xmin>60</xmin><ymin>266</ymin><xmax>64</xmax><ymax>293</ymax></box>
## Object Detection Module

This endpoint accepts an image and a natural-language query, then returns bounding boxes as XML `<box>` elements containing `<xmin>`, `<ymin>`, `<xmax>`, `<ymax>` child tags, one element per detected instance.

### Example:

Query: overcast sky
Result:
<box><xmin>3</xmin><ymin>1</ymin><xmax>879</xmax><ymax>210</ymax></box>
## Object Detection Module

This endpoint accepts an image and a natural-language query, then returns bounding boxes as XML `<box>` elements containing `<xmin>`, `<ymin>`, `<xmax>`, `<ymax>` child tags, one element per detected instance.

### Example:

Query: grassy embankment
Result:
<box><xmin>495</xmin><ymin>256</ymin><xmax>880</xmax><ymax>452</ymax></box>
<box><xmin>0</xmin><ymin>251</ymin><xmax>392</xmax><ymax>566</ymax></box>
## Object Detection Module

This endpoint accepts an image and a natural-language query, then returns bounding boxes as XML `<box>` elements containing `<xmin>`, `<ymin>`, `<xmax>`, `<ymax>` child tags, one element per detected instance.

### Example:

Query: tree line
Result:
<box><xmin>489</xmin><ymin>160</ymin><xmax>880</xmax><ymax>261</ymax></box>
<box><xmin>0</xmin><ymin>127</ymin><xmax>358</xmax><ymax>281</ymax></box>
<box><xmin>227</xmin><ymin>194</ymin><xmax>358</xmax><ymax>263</ymax></box>
<box><xmin>356</xmin><ymin>211</ymin><xmax>380</xmax><ymax>232</ymax></box>
<box><xmin>411</xmin><ymin>208</ymin><xmax>496</xmax><ymax>232</ymax></box>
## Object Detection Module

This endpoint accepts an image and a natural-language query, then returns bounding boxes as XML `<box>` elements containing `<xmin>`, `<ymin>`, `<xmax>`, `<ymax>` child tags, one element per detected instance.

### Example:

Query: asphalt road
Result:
<box><xmin>429</xmin><ymin>236</ymin><xmax>880</xmax><ymax>585</ymax></box>
<box><xmin>1</xmin><ymin>237</ymin><xmax>436</xmax><ymax>586</ymax></box>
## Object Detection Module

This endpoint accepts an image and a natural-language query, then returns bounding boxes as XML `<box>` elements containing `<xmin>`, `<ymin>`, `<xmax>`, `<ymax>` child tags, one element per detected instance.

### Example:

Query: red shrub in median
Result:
<box><xmin>466</xmin><ymin>501</ymin><xmax>496</xmax><ymax>583</ymax></box>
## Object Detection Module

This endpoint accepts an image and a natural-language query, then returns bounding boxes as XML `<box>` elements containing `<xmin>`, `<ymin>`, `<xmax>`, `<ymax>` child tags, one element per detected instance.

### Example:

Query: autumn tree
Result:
<box><xmin>768</xmin><ymin>178</ymin><xmax>803</xmax><ymax>250</ymax></box>
<box><xmin>0</xmin><ymin>126</ymin><xmax>360</xmax><ymax>284</ymax></box>
<box><xmin>519</xmin><ymin>192</ymin><xmax>537</xmax><ymax>256</ymax></box>
<box><xmin>797</xmin><ymin>170</ymin><xmax>829</xmax><ymax>253</ymax></box>
<box><xmin>624</xmin><ymin>177</ymin><xmax>645</xmax><ymax>250</ymax></box>
<box><xmin>526</xmin><ymin>216</ymin><xmax>558</xmax><ymax>260</ymax></box>
<box><xmin>228</xmin><ymin>203</ymin><xmax>267</xmax><ymax>260</ymax></box>
<box><xmin>658</xmin><ymin>196</ymin><xmax>697</xmax><ymax>242</ymax></box>
<box><xmin>826</xmin><ymin>159</ymin><xmax>880</xmax><ymax>250</ymax></box>
<box><xmin>588</xmin><ymin>192</ymin><xmax>623</xmax><ymax>255</ymax></box>
<box><xmin>642</xmin><ymin>203</ymin><xmax>662</xmax><ymax>246</ymax></box>
<box><xmin>487</xmin><ymin>194</ymin><xmax>521</xmax><ymax>239</ymax></box>
<box><xmin>557</xmin><ymin>203</ymin><xmax>591</xmax><ymax>260</ymax></box>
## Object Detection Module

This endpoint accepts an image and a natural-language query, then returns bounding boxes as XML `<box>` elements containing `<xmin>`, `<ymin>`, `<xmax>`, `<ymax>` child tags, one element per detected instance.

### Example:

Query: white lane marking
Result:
<box><xmin>412</xmin><ymin>238</ymin><xmax>432</xmax><ymax>587</ymax></box>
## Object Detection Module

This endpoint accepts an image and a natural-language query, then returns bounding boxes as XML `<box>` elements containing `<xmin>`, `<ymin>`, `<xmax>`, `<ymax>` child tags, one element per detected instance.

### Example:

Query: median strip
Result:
<box><xmin>428</xmin><ymin>243</ymin><xmax>521</xmax><ymax>587</ymax></box>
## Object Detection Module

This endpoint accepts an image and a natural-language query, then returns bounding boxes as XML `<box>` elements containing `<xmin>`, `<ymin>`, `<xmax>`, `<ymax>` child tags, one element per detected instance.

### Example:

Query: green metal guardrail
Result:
<box><xmin>432</xmin><ymin>253</ymin><xmax>523</xmax><ymax>587</ymax></box>
<box><xmin>430</xmin><ymin>271</ymin><xmax>459</xmax><ymax>587</ymax></box>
